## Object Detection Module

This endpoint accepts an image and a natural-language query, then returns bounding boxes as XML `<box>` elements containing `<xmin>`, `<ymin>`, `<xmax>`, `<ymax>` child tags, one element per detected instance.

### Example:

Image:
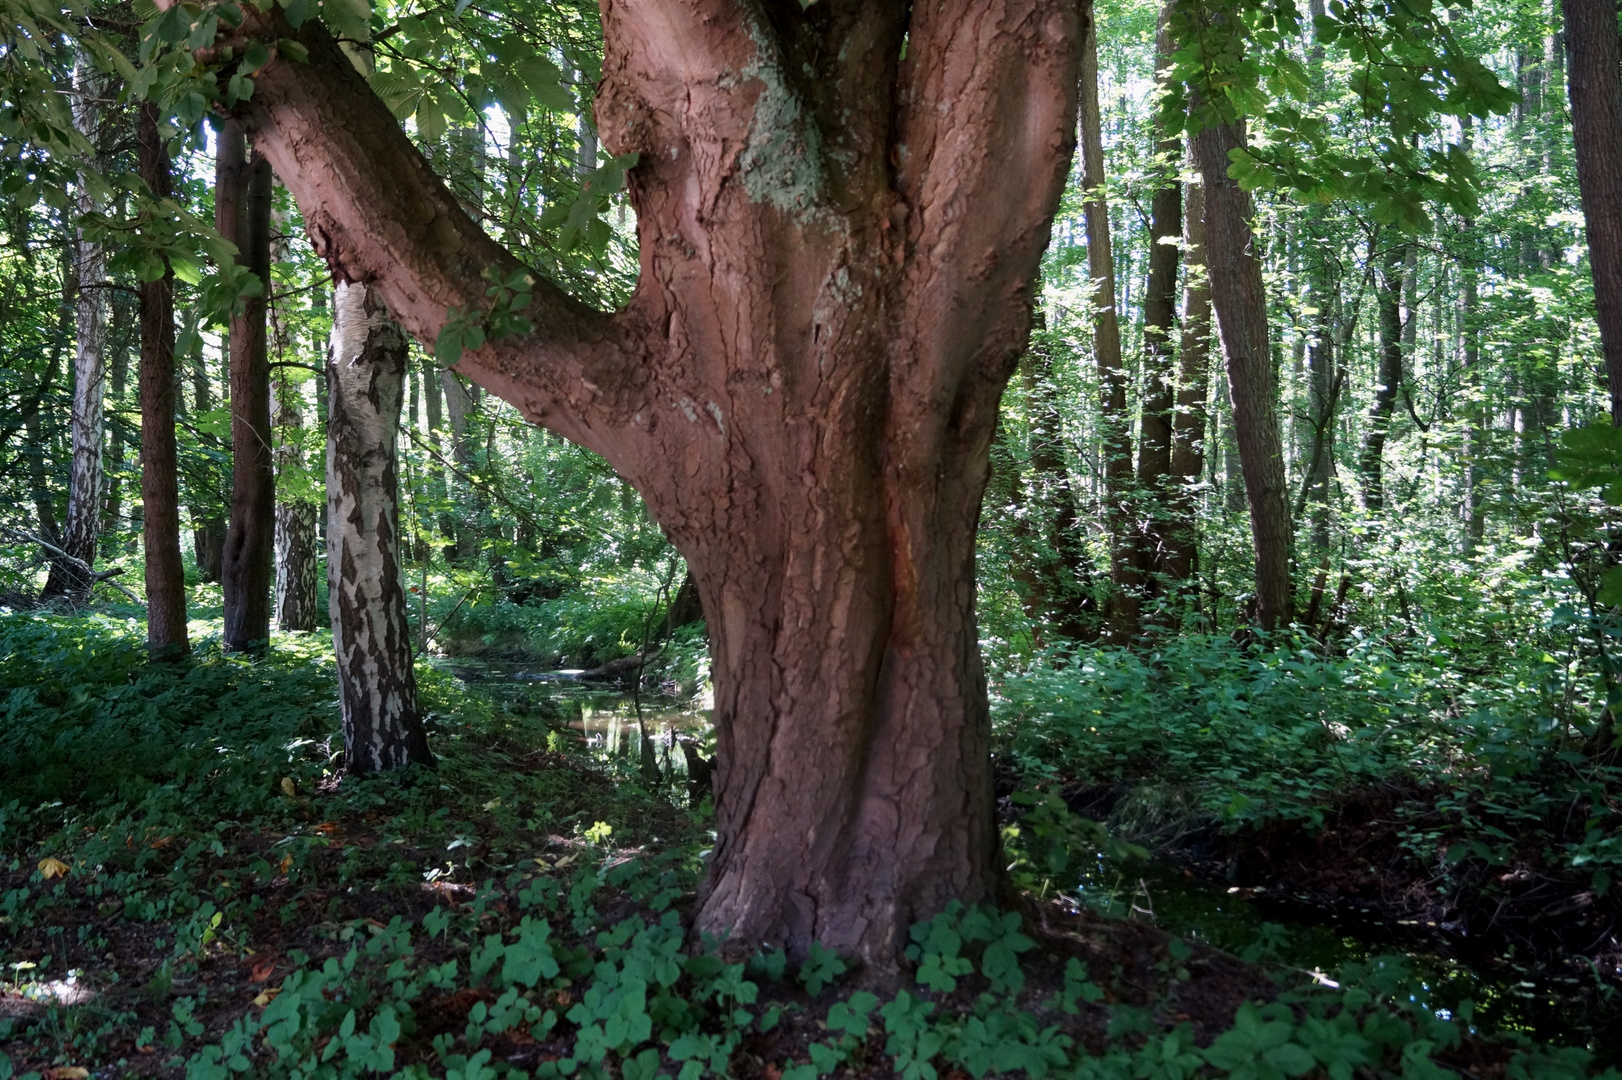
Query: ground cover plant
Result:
<box><xmin>5</xmin><ymin>612</ymin><xmax>1622</xmax><ymax>1079</ymax></box>
<box><xmin>993</xmin><ymin>629</ymin><xmax>1622</xmax><ymax>1031</ymax></box>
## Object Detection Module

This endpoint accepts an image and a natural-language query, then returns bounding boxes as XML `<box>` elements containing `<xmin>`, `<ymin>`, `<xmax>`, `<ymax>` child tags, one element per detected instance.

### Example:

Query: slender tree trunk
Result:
<box><xmin>1193</xmin><ymin>112</ymin><xmax>1293</xmax><ymax>629</ymax></box>
<box><xmin>271</xmin><ymin>204</ymin><xmax>320</xmax><ymax>632</ymax></box>
<box><xmin>440</xmin><ymin>368</ymin><xmax>482</xmax><ymax>563</ymax></box>
<box><xmin>1137</xmin><ymin>3</ymin><xmax>1182</xmax><ymax>599</ymax></box>
<box><xmin>139</xmin><ymin>103</ymin><xmax>189</xmax><ymax>657</ymax></box>
<box><xmin>1301</xmin><ymin>235</ymin><xmax>1337</xmax><ymax>552</ymax></box>
<box><xmin>103</xmin><ymin>342</ymin><xmax>127</xmax><ymax>557</ymax></box>
<box><xmin>1563</xmin><ymin>0</ymin><xmax>1622</xmax><ymax>423</ymax></box>
<box><xmin>327</xmin><ymin>282</ymin><xmax>431</xmax><ymax>772</ymax></box>
<box><xmin>1360</xmin><ymin>239</ymin><xmax>1405</xmax><ymax>512</ymax></box>
<box><xmin>25</xmin><ymin>290</ymin><xmax>69</xmax><ymax>556</ymax></box>
<box><xmin>1461</xmin><ymin>207</ymin><xmax>1486</xmax><ymax>553</ymax></box>
<box><xmin>1165</xmin><ymin>178</ymin><xmax>1209</xmax><ymax>585</ymax></box>
<box><xmin>43</xmin><ymin>55</ymin><xmax>108</xmax><ymax>603</ymax></box>
<box><xmin>190</xmin><ymin>346</ymin><xmax>227</xmax><ymax>582</ymax></box>
<box><xmin>273</xmin><ymin>372</ymin><xmax>320</xmax><ymax>631</ymax></box>
<box><xmin>419</xmin><ymin>354</ymin><xmax>454</xmax><ymax>557</ymax></box>
<box><xmin>26</xmin><ymin>364</ymin><xmax>63</xmax><ymax>552</ymax></box>
<box><xmin>1022</xmin><ymin>338</ymin><xmax>1098</xmax><ymax>640</ymax></box>
<box><xmin>1079</xmin><ymin>12</ymin><xmax>1137</xmax><ymax>637</ymax></box>
<box><xmin>219</xmin><ymin>122</ymin><xmax>276</xmax><ymax>650</ymax></box>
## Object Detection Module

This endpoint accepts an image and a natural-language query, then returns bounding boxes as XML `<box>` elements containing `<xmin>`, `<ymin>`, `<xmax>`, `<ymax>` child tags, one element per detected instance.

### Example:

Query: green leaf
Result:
<box><xmin>322</xmin><ymin>0</ymin><xmax>371</xmax><ymax>41</ymax></box>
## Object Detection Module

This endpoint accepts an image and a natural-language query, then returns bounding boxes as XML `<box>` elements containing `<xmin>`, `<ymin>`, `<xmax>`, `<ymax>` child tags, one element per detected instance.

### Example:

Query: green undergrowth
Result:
<box><xmin>994</xmin><ymin>632</ymin><xmax>1622</xmax><ymax>887</ymax></box>
<box><xmin>1</xmin><ymin>611</ymin><xmax>1618</xmax><ymax>1078</ymax></box>
<box><xmin>437</xmin><ymin>571</ymin><xmax>687</xmax><ymax>672</ymax></box>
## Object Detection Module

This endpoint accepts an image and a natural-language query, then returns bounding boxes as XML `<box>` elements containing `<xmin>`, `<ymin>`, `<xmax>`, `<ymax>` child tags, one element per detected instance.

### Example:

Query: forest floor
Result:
<box><xmin>2</xmin><ymin>612</ymin><xmax>1619</xmax><ymax>1079</ymax></box>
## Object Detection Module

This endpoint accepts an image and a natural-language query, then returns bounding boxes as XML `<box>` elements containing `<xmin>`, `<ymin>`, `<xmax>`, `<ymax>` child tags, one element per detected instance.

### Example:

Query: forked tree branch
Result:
<box><xmin>215</xmin><ymin>6</ymin><xmax>661</xmax><ymax>466</ymax></box>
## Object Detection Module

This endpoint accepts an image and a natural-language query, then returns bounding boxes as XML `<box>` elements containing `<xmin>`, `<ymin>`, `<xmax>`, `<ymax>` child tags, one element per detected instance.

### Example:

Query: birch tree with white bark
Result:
<box><xmin>326</xmin><ymin>281</ymin><xmax>431</xmax><ymax>773</ymax></box>
<box><xmin>42</xmin><ymin>54</ymin><xmax>109</xmax><ymax>603</ymax></box>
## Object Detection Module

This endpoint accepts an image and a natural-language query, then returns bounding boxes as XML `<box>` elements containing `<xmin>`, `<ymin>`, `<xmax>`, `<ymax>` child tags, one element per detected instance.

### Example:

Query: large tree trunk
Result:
<box><xmin>43</xmin><ymin>55</ymin><xmax>109</xmax><ymax>604</ymax></box>
<box><xmin>1563</xmin><ymin>0</ymin><xmax>1622</xmax><ymax>423</ymax></box>
<box><xmin>1164</xmin><ymin>178</ymin><xmax>1209</xmax><ymax>586</ymax></box>
<box><xmin>1193</xmin><ymin>113</ymin><xmax>1293</xmax><ymax>629</ymax></box>
<box><xmin>219</xmin><ymin>122</ymin><xmax>277</xmax><ymax>651</ymax></box>
<box><xmin>327</xmin><ymin>282</ymin><xmax>431</xmax><ymax>773</ymax></box>
<box><xmin>231</xmin><ymin>0</ymin><xmax>1081</xmax><ymax>963</ymax></box>
<box><xmin>138</xmin><ymin>103</ymin><xmax>190</xmax><ymax>658</ymax></box>
<box><xmin>1136</xmin><ymin>3</ymin><xmax>1182</xmax><ymax>597</ymax></box>
<box><xmin>1078</xmin><ymin>12</ymin><xmax>1137</xmax><ymax>639</ymax></box>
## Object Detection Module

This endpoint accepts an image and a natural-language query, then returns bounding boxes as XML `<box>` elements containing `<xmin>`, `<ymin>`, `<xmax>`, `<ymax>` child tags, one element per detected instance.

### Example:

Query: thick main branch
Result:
<box><xmin>232</xmin><ymin>9</ymin><xmax>652</xmax><ymax>461</ymax></box>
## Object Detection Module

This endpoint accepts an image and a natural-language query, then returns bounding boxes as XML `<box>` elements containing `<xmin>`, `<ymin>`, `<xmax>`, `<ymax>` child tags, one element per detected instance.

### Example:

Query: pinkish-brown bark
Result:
<box><xmin>227</xmin><ymin>0</ymin><xmax>1082</xmax><ymax>964</ymax></box>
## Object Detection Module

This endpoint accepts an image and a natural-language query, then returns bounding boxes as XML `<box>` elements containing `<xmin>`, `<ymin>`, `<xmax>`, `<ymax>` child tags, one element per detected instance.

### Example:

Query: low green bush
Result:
<box><xmin>994</xmin><ymin>632</ymin><xmax>1622</xmax><ymax>885</ymax></box>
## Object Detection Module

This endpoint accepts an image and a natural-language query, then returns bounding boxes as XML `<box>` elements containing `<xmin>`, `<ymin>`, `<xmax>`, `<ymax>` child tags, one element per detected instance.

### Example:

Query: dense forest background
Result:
<box><xmin>4</xmin><ymin>0</ymin><xmax>1613</xmax><ymax>667</ymax></box>
<box><xmin>7</xmin><ymin>0</ymin><xmax>1622</xmax><ymax>1075</ymax></box>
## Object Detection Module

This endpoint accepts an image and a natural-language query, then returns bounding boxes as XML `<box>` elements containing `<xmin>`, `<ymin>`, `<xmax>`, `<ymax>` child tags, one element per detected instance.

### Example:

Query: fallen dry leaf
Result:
<box><xmin>250</xmin><ymin>958</ymin><xmax>278</xmax><ymax>983</ymax></box>
<box><xmin>37</xmin><ymin>856</ymin><xmax>69</xmax><ymax>880</ymax></box>
<box><xmin>45</xmin><ymin>1068</ymin><xmax>90</xmax><ymax>1080</ymax></box>
<box><xmin>280</xmin><ymin>776</ymin><xmax>296</xmax><ymax>797</ymax></box>
<box><xmin>253</xmin><ymin>987</ymin><xmax>281</xmax><ymax>1007</ymax></box>
<box><xmin>278</xmin><ymin>854</ymin><xmax>293</xmax><ymax>874</ymax></box>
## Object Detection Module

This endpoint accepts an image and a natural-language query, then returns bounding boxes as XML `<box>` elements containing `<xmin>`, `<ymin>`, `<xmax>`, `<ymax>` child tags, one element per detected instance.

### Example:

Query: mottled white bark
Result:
<box><xmin>44</xmin><ymin>54</ymin><xmax>108</xmax><ymax>603</ymax></box>
<box><xmin>327</xmin><ymin>281</ymin><xmax>431</xmax><ymax>772</ymax></box>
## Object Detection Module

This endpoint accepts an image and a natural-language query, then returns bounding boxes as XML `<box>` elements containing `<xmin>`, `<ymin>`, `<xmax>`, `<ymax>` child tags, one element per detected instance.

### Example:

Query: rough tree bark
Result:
<box><xmin>1078</xmin><ymin>10</ymin><xmax>1137</xmax><ymax>638</ymax></box>
<box><xmin>327</xmin><ymin>282</ymin><xmax>432</xmax><ymax>772</ymax></box>
<box><xmin>230</xmin><ymin>0</ymin><xmax>1082</xmax><ymax>962</ymax></box>
<box><xmin>43</xmin><ymin>54</ymin><xmax>109</xmax><ymax>603</ymax></box>
<box><xmin>1164</xmin><ymin>177</ymin><xmax>1209</xmax><ymax>585</ymax></box>
<box><xmin>1193</xmin><ymin>112</ymin><xmax>1293</xmax><ymax>629</ymax></box>
<box><xmin>1562</xmin><ymin>0</ymin><xmax>1622</xmax><ymax>423</ymax></box>
<box><xmin>1136</xmin><ymin>2</ymin><xmax>1182</xmax><ymax>595</ymax></box>
<box><xmin>139</xmin><ymin>103</ymin><xmax>189</xmax><ymax>658</ymax></box>
<box><xmin>219</xmin><ymin>121</ymin><xmax>276</xmax><ymax>651</ymax></box>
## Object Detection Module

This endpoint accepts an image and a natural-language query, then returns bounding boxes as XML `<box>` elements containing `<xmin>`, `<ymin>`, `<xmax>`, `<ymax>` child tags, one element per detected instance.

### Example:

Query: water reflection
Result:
<box><xmin>439</xmin><ymin>656</ymin><xmax>712</xmax><ymax>776</ymax></box>
<box><xmin>1071</xmin><ymin>855</ymin><xmax>1622</xmax><ymax>1060</ymax></box>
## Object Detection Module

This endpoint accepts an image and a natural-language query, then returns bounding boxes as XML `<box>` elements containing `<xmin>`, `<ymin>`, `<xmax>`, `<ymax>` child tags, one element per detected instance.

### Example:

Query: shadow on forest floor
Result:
<box><xmin>2</xmin><ymin>611</ymin><xmax>1619</xmax><ymax>1077</ymax></box>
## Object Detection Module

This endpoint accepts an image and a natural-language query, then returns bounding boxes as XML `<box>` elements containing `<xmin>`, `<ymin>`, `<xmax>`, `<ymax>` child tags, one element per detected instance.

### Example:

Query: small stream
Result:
<box><xmin>440</xmin><ymin>659</ymin><xmax>1620</xmax><ymax>1060</ymax></box>
<box><xmin>438</xmin><ymin>656</ymin><xmax>709</xmax><ymax>771</ymax></box>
